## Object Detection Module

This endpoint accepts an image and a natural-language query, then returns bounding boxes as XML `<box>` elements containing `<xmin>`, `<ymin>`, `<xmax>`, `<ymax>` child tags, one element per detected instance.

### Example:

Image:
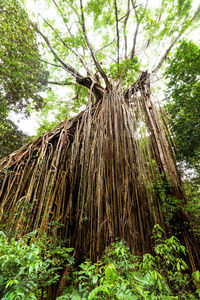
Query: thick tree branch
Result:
<box><xmin>130</xmin><ymin>0</ymin><xmax>139</xmax><ymax>60</ymax></box>
<box><xmin>152</xmin><ymin>6</ymin><xmax>200</xmax><ymax>74</ymax></box>
<box><xmin>32</xmin><ymin>22</ymin><xmax>83</xmax><ymax>80</ymax></box>
<box><xmin>114</xmin><ymin>0</ymin><xmax>120</xmax><ymax>64</ymax></box>
<box><xmin>152</xmin><ymin>33</ymin><xmax>182</xmax><ymax>74</ymax></box>
<box><xmin>123</xmin><ymin>0</ymin><xmax>130</xmax><ymax>59</ymax></box>
<box><xmin>40</xmin><ymin>59</ymin><xmax>65</xmax><ymax>69</ymax></box>
<box><xmin>142</xmin><ymin>1</ymin><xmax>164</xmax><ymax>57</ymax></box>
<box><xmin>47</xmin><ymin>81</ymin><xmax>75</xmax><ymax>86</ymax></box>
<box><xmin>79</xmin><ymin>0</ymin><xmax>111</xmax><ymax>89</ymax></box>
<box><xmin>31</xmin><ymin>22</ymin><xmax>104</xmax><ymax>99</ymax></box>
<box><xmin>51</xmin><ymin>0</ymin><xmax>93</xmax><ymax>76</ymax></box>
<box><xmin>96</xmin><ymin>38</ymin><xmax>117</xmax><ymax>54</ymax></box>
<box><xmin>43</xmin><ymin>18</ymin><xmax>91</xmax><ymax>76</ymax></box>
<box><xmin>130</xmin><ymin>0</ymin><xmax>148</xmax><ymax>60</ymax></box>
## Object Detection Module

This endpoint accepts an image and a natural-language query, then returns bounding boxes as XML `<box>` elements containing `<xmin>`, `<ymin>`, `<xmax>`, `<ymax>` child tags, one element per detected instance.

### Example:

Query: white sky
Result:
<box><xmin>9</xmin><ymin>111</ymin><xmax>38</xmax><ymax>135</ymax></box>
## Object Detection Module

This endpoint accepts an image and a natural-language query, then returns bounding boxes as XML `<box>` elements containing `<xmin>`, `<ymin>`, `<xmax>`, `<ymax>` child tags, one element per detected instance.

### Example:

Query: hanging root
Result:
<box><xmin>0</xmin><ymin>76</ymin><xmax>199</xmax><ymax>271</ymax></box>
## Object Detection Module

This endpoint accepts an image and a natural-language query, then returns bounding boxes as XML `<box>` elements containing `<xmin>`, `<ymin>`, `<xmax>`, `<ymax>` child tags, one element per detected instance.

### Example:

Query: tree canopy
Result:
<box><xmin>17</xmin><ymin>0</ymin><xmax>199</xmax><ymax>134</ymax></box>
<box><xmin>0</xmin><ymin>0</ymin><xmax>48</xmax><ymax>115</ymax></box>
<box><xmin>165</xmin><ymin>40</ymin><xmax>200</xmax><ymax>165</ymax></box>
<box><xmin>32</xmin><ymin>0</ymin><xmax>199</xmax><ymax>79</ymax></box>
<box><xmin>0</xmin><ymin>0</ymin><xmax>48</xmax><ymax>156</ymax></box>
<box><xmin>0</xmin><ymin>119</ymin><xmax>28</xmax><ymax>159</ymax></box>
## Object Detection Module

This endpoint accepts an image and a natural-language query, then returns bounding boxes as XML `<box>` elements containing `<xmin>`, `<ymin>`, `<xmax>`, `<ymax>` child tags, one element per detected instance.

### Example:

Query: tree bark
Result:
<box><xmin>0</xmin><ymin>74</ymin><xmax>200</xmax><ymax>272</ymax></box>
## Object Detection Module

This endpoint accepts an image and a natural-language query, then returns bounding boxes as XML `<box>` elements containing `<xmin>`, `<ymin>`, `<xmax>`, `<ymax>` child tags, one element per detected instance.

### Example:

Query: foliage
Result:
<box><xmin>18</xmin><ymin>0</ymin><xmax>200</xmax><ymax>131</ymax></box>
<box><xmin>0</xmin><ymin>100</ymin><xmax>28</xmax><ymax>159</ymax></box>
<box><xmin>152</xmin><ymin>173</ymin><xmax>181</xmax><ymax>223</ymax></box>
<box><xmin>0</xmin><ymin>231</ymin><xmax>74</xmax><ymax>299</ymax></box>
<box><xmin>164</xmin><ymin>40</ymin><xmax>200</xmax><ymax>236</ymax></box>
<box><xmin>0</xmin><ymin>0</ymin><xmax>48</xmax><ymax>115</ymax></box>
<box><xmin>0</xmin><ymin>226</ymin><xmax>199</xmax><ymax>299</ymax></box>
<box><xmin>57</xmin><ymin>225</ymin><xmax>200</xmax><ymax>300</ymax></box>
<box><xmin>1</xmin><ymin>0</ymin><xmax>199</xmax><ymax>133</ymax></box>
<box><xmin>165</xmin><ymin>40</ymin><xmax>200</xmax><ymax>165</ymax></box>
<box><xmin>36</xmin><ymin>85</ymin><xmax>88</xmax><ymax>136</ymax></box>
<box><xmin>0</xmin><ymin>119</ymin><xmax>29</xmax><ymax>159</ymax></box>
<box><xmin>0</xmin><ymin>0</ymin><xmax>49</xmax><ymax>156</ymax></box>
<box><xmin>183</xmin><ymin>174</ymin><xmax>200</xmax><ymax>235</ymax></box>
<box><xmin>106</xmin><ymin>57</ymin><xmax>141</xmax><ymax>88</ymax></box>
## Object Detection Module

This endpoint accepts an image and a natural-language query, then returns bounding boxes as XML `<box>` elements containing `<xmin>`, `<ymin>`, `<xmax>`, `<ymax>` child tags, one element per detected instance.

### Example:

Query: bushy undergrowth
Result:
<box><xmin>0</xmin><ymin>231</ymin><xmax>74</xmax><ymax>299</ymax></box>
<box><xmin>58</xmin><ymin>225</ymin><xmax>200</xmax><ymax>300</ymax></box>
<box><xmin>0</xmin><ymin>226</ymin><xmax>200</xmax><ymax>299</ymax></box>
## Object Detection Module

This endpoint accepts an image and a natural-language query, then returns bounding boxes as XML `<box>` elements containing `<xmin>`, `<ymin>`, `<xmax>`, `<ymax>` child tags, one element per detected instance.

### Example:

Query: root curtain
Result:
<box><xmin>0</xmin><ymin>75</ymin><xmax>199</xmax><ymax>271</ymax></box>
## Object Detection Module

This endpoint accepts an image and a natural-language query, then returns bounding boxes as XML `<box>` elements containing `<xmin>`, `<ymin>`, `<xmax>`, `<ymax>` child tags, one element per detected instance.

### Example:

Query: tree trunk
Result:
<box><xmin>0</xmin><ymin>76</ymin><xmax>199</xmax><ymax>272</ymax></box>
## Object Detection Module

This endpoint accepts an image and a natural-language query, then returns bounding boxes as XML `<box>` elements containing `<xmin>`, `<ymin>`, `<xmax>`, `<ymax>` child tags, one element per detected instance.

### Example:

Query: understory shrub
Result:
<box><xmin>0</xmin><ymin>231</ymin><xmax>74</xmax><ymax>299</ymax></box>
<box><xmin>57</xmin><ymin>225</ymin><xmax>200</xmax><ymax>300</ymax></box>
<box><xmin>0</xmin><ymin>226</ymin><xmax>200</xmax><ymax>299</ymax></box>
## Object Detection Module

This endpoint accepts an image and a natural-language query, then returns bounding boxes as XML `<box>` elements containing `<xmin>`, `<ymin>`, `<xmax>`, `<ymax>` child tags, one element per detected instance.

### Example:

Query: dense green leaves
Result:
<box><xmin>0</xmin><ymin>0</ymin><xmax>48</xmax><ymax>114</ymax></box>
<box><xmin>0</xmin><ymin>0</ymin><xmax>49</xmax><ymax>155</ymax></box>
<box><xmin>0</xmin><ymin>100</ymin><xmax>28</xmax><ymax>159</ymax></box>
<box><xmin>0</xmin><ymin>231</ymin><xmax>74</xmax><ymax>299</ymax></box>
<box><xmin>0</xmin><ymin>226</ymin><xmax>199</xmax><ymax>299</ymax></box>
<box><xmin>106</xmin><ymin>57</ymin><xmax>141</xmax><ymax>87</ymax></box>
<box><xmin>0</xmin><ymin>119</ymin><xmax>28</xmax><ymax>159</ymax></box>
<box><xmin>165</xmin><ymin>40</ymin><xmax>200</xmax><ymax>164</ymax></box>
<box><xmin>58</xmin><ymin>225</ymin><xmax>200</xmax><ymax>299</ymax></box>
<box><xmin>164</xmin><ymin>40</ymin><xmax>200</xmax><ymax>242</ymax></box>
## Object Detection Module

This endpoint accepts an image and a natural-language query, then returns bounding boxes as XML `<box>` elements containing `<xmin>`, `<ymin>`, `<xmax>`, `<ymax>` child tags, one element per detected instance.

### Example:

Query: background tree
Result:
<box><xmin>165</xmin><ymin>40</ymin><xmax>200</xmax><ymax>166</ymax></box>
<box><xmin>0</xmin><ymin>0</ymin><xmax>48</xmax><ymax>114</ymax></box>
<box><xmin>164</xmin><ymin>40</ymin><xmax>200</xmax><ymax>236</ymax></box>
<box><xmin>0</xmin><ymin>119</ymin><xmax>28</xmax><ymax>159</ymax></box>
<box><xmin>0</xmin><ymin>0</ymin><xmax>48</xmax><ymax>157</ymax></box>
